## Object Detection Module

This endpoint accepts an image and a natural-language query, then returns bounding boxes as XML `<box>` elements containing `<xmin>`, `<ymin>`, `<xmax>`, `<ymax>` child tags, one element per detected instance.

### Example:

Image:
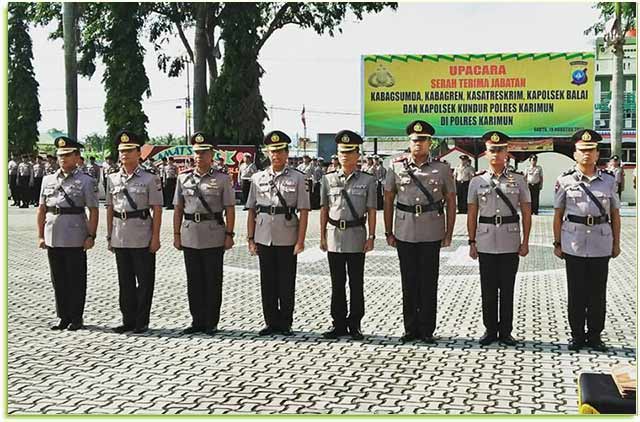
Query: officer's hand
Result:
<box><xmin>173</xmin><ymin>235</ymin><xmax>182</xmax><ymax>251</ymax></box>
<box><xmin>37</xmin><ymin>237</ymin><xmax>46</xmax><ymax>249</ymax></box>
<box><xmin>248</xmin><ymin>240</ymin><xmax>258</xmax><ymax>256</ymax></box>
<box><xmin>386</xmin><ymin>233</ymin><xmax>396</xmax><ymax>248</ymax></box>
<box><xmin>363</xmin><ymin>238</ymin><xmax>374</xmax><ymax>253</ymax></box>
<box><xmin>469</xmin><ymin>244</ymin><xmax>478</xmax><ymax>260</ymax></box>
<box><xmin>518</xmin><ymin>243</ymin><xmax>529</xmax><ymax>257</ymax></box>
<box><xmin>224</xmin><ymin>235</ymin><xmax>234</xmax><ymax>250</ymax></box>
<box><xmin>294</xmin><ymin>242</ymin><xmax>305</xmax><ymax>255</ymax></box>
<box><xmin>83</xmin><ymin>237</ymin><xmax>95</xmax><ymax>251</ymax></box>
<box><xmin>319</xmin><ymin>237</ymin><xmax>328</xmax><ymax>252</ymax></box>
<box><xmin>612</xmin><ymin>243</ymin><xmax>621</xmax><ymax>258</ymax></box>
<box><xmin>149</xmin><ymin>237</ymin><xmax>161</xmax><ymax>254</ymax></box>
<box><xmin>441</xmin><ymin>236</ymin><xmax>452</xmax><ymax>248</ymax></box>
<box><xmin>553</xmin><ymin>245</ymin><xmax>564</xmax><ymax>260</ymax></box>
<box><xmin>107</xmin><ymin>240</ymin><xmax>114</xmax><ymax>253</ymax></box>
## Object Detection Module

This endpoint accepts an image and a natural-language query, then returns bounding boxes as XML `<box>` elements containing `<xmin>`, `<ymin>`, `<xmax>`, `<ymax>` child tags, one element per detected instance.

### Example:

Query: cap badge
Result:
<box><xmin>195</xmin><ymin>134</ymin><xmax>204</xmax><ymax>143</ymax></box>
<box><xmin>271</xmin><ymin>134</ymin><xmax>280</xmax><ymax>142</ymax></box>
<box><xmin>491</xmin><ymin>133</ymin><xmax>500</xmax><ymax>142</ymax></box>
<box><xmin>341</xmin><ymin>134</ymin><xmax>350</xmax><ymax>143</ymax></box>
<box><xmin>582</xmin><ymin>132</ymin><xmax>592</xmax><ymax>141</ymax></box>
<box><xmin>58</xmin><ymin>139</ymin><xmax>66</xmax><ymax>147</ymax></box>
<box><xmin>120</xmin><ymin>133</ymin><xmax>130</xmax><ymax>142</ymax></box>
<box><xmin>413</xmin><ymin>123</ymin><xmax>423</xmax><ymax>132</ymax></box>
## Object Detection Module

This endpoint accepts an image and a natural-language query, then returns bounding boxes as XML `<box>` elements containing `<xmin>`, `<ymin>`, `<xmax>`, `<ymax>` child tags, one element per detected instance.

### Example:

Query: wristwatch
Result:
<box><xmin>384</xmin><ymin>232</ymin><xmax>393</xmax><ymax>238</ymax></box>
<box><xmin>368</xmin><ymin>234</ymin><xmax>376</xmax><ymax>240</ymax></box>
<box><xmin>86</xmin><ymin>233</ymin><xmax>96</xmax><ymax>240</ymax></box>
<box><xmin>468</xmin><ymin>239</ymin><xmax>476</xmax><ymax>245</ymax></box>
<box><xmin>553</xmin><ymin>241</ymin><xmax>561</xmax><ymax>247</ymax></box>
<box><xmin>225</xmin><ymin>231</ymin><xmax>235</xmax><ymax>238</ymax></box>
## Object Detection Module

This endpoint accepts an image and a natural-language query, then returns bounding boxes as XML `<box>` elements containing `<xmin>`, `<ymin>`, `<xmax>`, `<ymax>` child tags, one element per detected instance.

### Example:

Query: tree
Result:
<box><xmin>149</xmin><ymin>133</ymin><xmax>183</xmax><ymax>145</ymax></box>
<box><xmin>63</xmin><ymin>2</ymin><xmax>78</xmax><ymax>140</ymax></box>
<box><xmin>586</xmin><ymin>2</ymin><xmax>636</xmax><ymax>157</ymax></box>
<box><xmin>8</xmin><ymin>3</ymin><xmax>41</xmax><ymax>155</ymax></box>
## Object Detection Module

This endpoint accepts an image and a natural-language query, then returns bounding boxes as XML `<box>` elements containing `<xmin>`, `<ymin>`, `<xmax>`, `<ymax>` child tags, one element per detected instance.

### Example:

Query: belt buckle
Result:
<box><xmin>339</xmin><ymin>220</ymin><xmax>346</xmax><ymax>230</ymax></box>
<box><xmin>269</xmin><ymin>205</ymin><xmax>277</xmax><ymax>215</ymax></box>
<box><xmin>415</xmin><ymin>204</ymin><xmax>423</xmax><ymax>216</ymax></box>
<box><xmin>586</xmin><ymin>215</ymin><xmax>594</xmax><ymax>226</ymax></box>
<box><xmin>121</xmin><ymin>210</ymin><xmax>127</xmax><ymax>221</ymax></box>
<box><xmin>54</xmin><ymin>206</ymin><xmax>61</xmax><ymax>215</ymax></box>
<box><xmin>194</xmin><ymin>212</ymin><xmax>201</xmax><ymax>223</ymax></box>
<box><xmin>495</xmin><ymin>215</ymin><xmax>502</xmax><ymax>226</ymax></box>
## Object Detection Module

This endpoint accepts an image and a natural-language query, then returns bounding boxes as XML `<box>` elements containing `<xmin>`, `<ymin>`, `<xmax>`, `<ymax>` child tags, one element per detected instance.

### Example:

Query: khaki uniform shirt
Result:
<box><xmin>311</xmin><ymin>165</ymin><xmax>325</xmax><ymax>184</ymax></box>
<box><xmin>554</xmin><ymin>167</ymin><xmax>619</xmax><ymax>258</ymax></box>
<box><xmin>164</xmin><ymin>163</ymin><xmax>178</xmax><ymax>180</ymax></box>
<box><xmin>526</xmin><ymin>165</ymin><xmax>543</xmax><ymax>185</ymax></box>
<box><xmin>18</xmin><ymin>162</ymin><xmax>32</xmax><ymax>177</ymax></box>
<box><xmin>8</xmin><ymin>160</ymin><xmax>17</xmax><ymax>176</ymax></box>
<box><xmin>174</xmin><ymin>168</ymin><xmax>235</xmax><ymax>249</ymax></box>
<box><xmin>374</xmin><ymin>164</ymin><xmax>387</xmax><ymax>183</ymax></box>
<box><xmin>246</xmin><ymin>166</ymin><xmax>310</xmax><ymax>246</ymax></box>
<box><xmin>453</xmin><ymin>164</ymin><xmax>475</xmax><ymax>182</ymax></box>
<box><xmin>297</xmin><ymin>162</ymin><xmax>314</xmax><ymax>180</ymax></box>
<box><xmin>107</xmin><ymin>166</ymin><xmax>163</xmax><ymax>248</ymax></box>
<box><xmin>468</xmin><ymin>169</ymin><xmax>531</xmax><ymax>254</ymax></box>
<box><xmin>39</xmin><ymin>168</ymin><xmax>99</xmax><ymax>248</ymax></box>
<box><xmin>384</xmin><ymin>155</ymin><xmax>456</xmax><ymax>243</ymax></box>
<box><xmin>33</xmin><ymin>163</ymin><xmax>45</xmax><ymax>178</ymax></box>
<box><xmin>239</xmin><ymin>162</ymin><xmax>258</xmax><ymax>181</ymax></box>
<box><xmin>321</xmin><ymin>170</ymin><xmax>377</xmax><ymax>253</ymax></box>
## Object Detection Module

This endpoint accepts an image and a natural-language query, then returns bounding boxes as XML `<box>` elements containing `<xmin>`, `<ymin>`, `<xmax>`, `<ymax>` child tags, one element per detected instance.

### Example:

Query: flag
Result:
<box><xmin>301</xmin><ymin>105</ymin><xmax>306</xmax><ymax>129</ymax></box>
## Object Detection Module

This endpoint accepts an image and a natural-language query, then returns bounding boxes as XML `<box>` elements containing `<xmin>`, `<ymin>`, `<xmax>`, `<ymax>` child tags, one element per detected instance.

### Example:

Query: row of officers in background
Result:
<box><xmin>37</xmin><ymin>122</ymin><xmax>620</xmax><ymax>352</ymax></box>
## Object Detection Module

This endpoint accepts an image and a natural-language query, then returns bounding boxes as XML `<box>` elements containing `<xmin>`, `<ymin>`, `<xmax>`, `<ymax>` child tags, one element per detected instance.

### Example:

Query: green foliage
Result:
<box><xmin>585</xmin><ymin>2</ymin><xmax>636</xmax><ymax>37</ymax></box>
<box><xmin>8</xmin><ymin>3</ymin><xmax>41</xmax><ymax>155</ymax></box>
<box><xmin>149</xmin><ymin>133</ymin><xmax>185</xmax><ymax>146</ymax></box>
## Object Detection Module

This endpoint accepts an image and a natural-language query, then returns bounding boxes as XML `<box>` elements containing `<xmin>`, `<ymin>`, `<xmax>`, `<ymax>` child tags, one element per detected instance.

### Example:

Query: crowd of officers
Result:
<box><xmin>31</xmin><ymin>121</ymin><xmax>621</xmax><ymax>352</ymax></box>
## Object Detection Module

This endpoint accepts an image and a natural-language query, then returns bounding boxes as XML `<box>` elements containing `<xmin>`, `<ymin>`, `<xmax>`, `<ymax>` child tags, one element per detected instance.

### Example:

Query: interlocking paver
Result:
<box><xmin>7</xmin><ymin>205</ymin><xmax>636</xmax><ymax>414</ymax></box>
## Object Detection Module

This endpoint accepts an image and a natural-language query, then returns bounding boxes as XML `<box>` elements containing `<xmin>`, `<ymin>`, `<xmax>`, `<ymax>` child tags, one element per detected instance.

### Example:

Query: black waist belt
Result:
<box><xmin>113</xmin><ymin>209</ymin><xmax>150</xmax><ymax>220</ymax></box>
<box><xmin>328</xmin><ymin>217</ymin><xmax>366</xmax><ymax>230</ymax></box>
<box><xmin>479</xmin><ymin>215</ymin><xmax>520</xmax><ymax>225</ymax></box>
<box><xmin>567</xmin><ymin>214</ymin><xmax>609</xmax><ymax>226</ymax></box>
<box><xmin>184</xmin><ymin>212</ymin><xmax>224</xmax><ymax>224</ymax></box>
<box><xmin>396</xmin><ymin>202</ymin><xmax>441</xmax><ymax>215</ymax></box>
<box><xmin>46</xmin><ymin>206</ymin><xmax>85</xmax><ymax>215</ymax></box>
<box><xmin>256</xmin><ymin>205</ymin><xmax>297</xmax><ymax>215</ymax></box>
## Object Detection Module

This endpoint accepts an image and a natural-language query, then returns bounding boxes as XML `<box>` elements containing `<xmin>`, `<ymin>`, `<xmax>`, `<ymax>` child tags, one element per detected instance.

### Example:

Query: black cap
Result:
<box><xmin>406</xmin><ymin>120</ymin><xmax>435</xmax><ymax>140</ymax></box>
<box><xmin>115</xmin><ymin>130</ymin><xmax>144</xmax><ymax>151</ymax></box>
<box><xmin>611</xmin><ymin>155</ymin><xmax>620</xmax><ymax>161</ymax></box>
<box><xmin>335</xmin><ymin>130</ymin><xmax>363</xmax><ymax>152</ymax></box>
<box><xmin>263</xmin><ymin>130</ymin><xmax>291</xmax><ymax>151</ymax></box>
<box><xmin>190</xmin><ymin>131</ymin><xmax>216</xmax><ymax>151</ymax></box>
<box><xmin>482</xmin><ymin>131</ymin><xmax>510</xmax><ymax>147</ymax></box>
<box><xmin>571</xmin><ymin>129</ymin><xmax>601</xmax><ymax>150</ymax></box>
<box><xmin>54</xmin><ymin>136</ymin><xmax>84</xmax><ymax>156</ymax></box>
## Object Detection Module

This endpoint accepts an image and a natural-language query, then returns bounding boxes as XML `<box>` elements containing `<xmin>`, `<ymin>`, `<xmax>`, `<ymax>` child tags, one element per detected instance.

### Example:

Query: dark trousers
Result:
<box><xmin>17</xmin><ymin>176</ymin><xmax>30</xmax><ymax>206</ymax></box>
<box><xmin>396</xmin><ymin>240</ymin><xmax>441</xmax><ymax>337</ymax></box>
<box><xmin>163</xmin><ymin>178</ymin><xmax>177</xmax><ymax>208</ymax></box>
<box><xmin>311</xmin><ymin>182</ymin><xmax>321</xmax><ymax>210</ymax></box>
<box><xmin>241</xmin><ymin>180</ymin><xmax>251</xmax><ymax>206</ymax></box>
<box><xmin>114</xmin><ymin>248</ymin><xmax>156</xmax><ymax>328</ymax></box>
<box><xmin>376</xmin><ymin>182</ymin><xmax>384</xmax><ymax>210</ymax></box>
<box><xmin>33</xmin><ymin>177</ymin><xmax>43</xmax><ymax>204</ymax></box>
<box><xmin>528</xmin><ymin>183</ymin><xmax>541</xmax><ymax>214</ymax></box>
<box><xmin>183</xmin><ymin>247</ymin><xmax>224</xmax><ymax>329</ymax></box>
<box><xmin>565</xmin><ymin>254</ymin><xmax>609</xmax><ymax>341</ymax></box>
<box><xmin>327</xmin><ymin>252</ymin><xmax>365</xmax><ymax>330</ymax></box>
<box><xmin>478</xmin><ymin>253</ymin><xmax>519</xmax><ymax>337</ymax></box>
<box><xmin>9</xmin><ymin>174</ymin><xmax>17</xmax><ymax>202</ymax></box>
<box><xmin>47</xmin><ymin>247</ymin><xmax>87</xmax><ymax>323</ymax></box>
<box><xmin>456</xmin><ymin>181</ymin><xmax>470</xmax><ymax>213</ymax></box>
<box><xmin>256</xmin><ymin>244</ymin><xmax>297</xmax><ymax>330</ymax></box>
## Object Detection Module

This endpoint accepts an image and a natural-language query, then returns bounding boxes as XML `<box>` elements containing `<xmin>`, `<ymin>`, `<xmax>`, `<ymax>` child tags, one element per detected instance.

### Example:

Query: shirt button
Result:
<box><xmin>496</xmin><ymin>209</ymin><xmax>501</xmax><ymax>213</ymax></box>
<box><xmin>586</xmin><ymin>230</ymin><xmax>591</xmax><ymax>234</ymax></box>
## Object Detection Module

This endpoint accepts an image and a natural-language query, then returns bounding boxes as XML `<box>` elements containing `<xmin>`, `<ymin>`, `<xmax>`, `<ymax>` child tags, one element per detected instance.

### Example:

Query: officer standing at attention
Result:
<box><xmin>297</xmin><ymin>154</ymin><xmax>314</xmax><ymax>205</ymax></box>
<box><xmin>32</xmin><ymin>156</ymin><xmax>46</xmax><ymax>206</ymax></box>
<box><xmin>106</xmin><ymin>130</ymin><xmax>163</xmax><ymax>334</ymax></box>
<box><xmin>384</xmin><ymin>120</ymin><xmax>456</xmax><ymax>344</ymax></box>
<box><xmin>239</xmin><ymin>152</ymin><xmax>258</xmax><ymax>206</ymax></box>
<box><xmin>327</xmin><ymin>155</ymin><xmax>341</xmax><ymax>173</ymax></box>
<box><xmin>9</xmin><ymin>154</ymin><xmax>18</xmax><ymax>206</ymax></box>
<box><xmin>17</xmin><ymin>154</ymin><xmax>33</xmax><ymax>208</ymax></box>
<box><xmin>467</xmin><ymin>131</ymin><xmax>532</xmax><ymax>346</ymax></box>
<box><xmin>319</xmin><ymin>130</ymin><xmax>377</xmax><ymax>340</ymax></box>
<box><xmin>453</xmin><ymin>155</ymin><xmax>475</xmax><ymax>214</ymax></box>
<box><xmin>246</xmin><ymin>131</ymin><xmax>310</xmax><ymax>336</ymax></box>
<box><xmin>173</xmin><ymin>132</ymin><xmax>236</xmax><ymax>335</ymax></box>
<box><xmin>607</xmin><ymin>155</ymin><xmax>625</xmax><ymax>199</ymax></box>
<box><xmin>553</xmin><ymin>129</ymin><xmax>621</xmax><ymax>352</ymax></box>
<box><xmin>525</xmin><ymin>155</ymin><xmax>544</xmax><ymax>215</ymax></box>
<box><xmin>37</xmin><ymin>137</ymin><xmax>99</xmax><ymax>330</ymax></box>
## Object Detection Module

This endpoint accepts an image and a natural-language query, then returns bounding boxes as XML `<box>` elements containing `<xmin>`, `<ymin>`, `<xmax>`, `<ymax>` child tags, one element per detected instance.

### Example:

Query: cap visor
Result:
<box><xmin>56</xmin><ymin>148</ymin><xmax>77</xmax><ymax>156</ymax></box>
<box><xmin>118</xmin><ymin>143</ymin><xmax>138</xmax><ymax>151</ymax></box>
<box><xmin>576</xmin><ymin>143</ymin><xmax>597</xmax><ymax>150</ymax></box>
<box><xmin>192</xmin><ymin>145</ymin><xmax>212</xmax><ymax>151</ymax></box>
<box><xmin>409</xmin><ymin>134</ymin><xmax>431</xmax><ymax>141</ymax></box>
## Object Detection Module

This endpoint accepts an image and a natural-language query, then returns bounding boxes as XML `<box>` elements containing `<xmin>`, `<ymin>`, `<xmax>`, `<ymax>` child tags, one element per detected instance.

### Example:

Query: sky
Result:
<box><xmin>28</xmin><ymin>2</ymin><xmax>601</xmax><ymax>142</ymax></box>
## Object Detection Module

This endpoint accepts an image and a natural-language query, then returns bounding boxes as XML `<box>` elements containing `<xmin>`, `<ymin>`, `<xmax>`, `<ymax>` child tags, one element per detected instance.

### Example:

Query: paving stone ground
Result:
<box><xmin>7</xmin><ymin>204</ymin><xmax>637</xmax><ymax>415</ymax></box>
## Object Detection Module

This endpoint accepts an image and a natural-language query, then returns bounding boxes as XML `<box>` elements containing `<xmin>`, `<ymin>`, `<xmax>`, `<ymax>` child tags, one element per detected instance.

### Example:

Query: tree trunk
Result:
<box><xmin>193</xmin><ymin>4</ymin><xmax>208</xmax><ymax>132</ymax></box>
<box><xmin>610</xmin><ymin>39</ymin><xmax>624</xmax><ymax>158</ymax></box>
<box><xmin>63</xmin><ymin>2</ymin><xmax>78</xmax><ymax>140</ymax></box>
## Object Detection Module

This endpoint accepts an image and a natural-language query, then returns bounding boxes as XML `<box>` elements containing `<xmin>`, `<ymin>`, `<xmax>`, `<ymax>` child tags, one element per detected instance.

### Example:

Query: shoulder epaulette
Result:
<box><xmin>325</xmin><ymin>170</ymin><xmax>336</xmax><ymax>175</ymax></box>
<box><xmin>472</xmin><ymin>170</ymin><xmax>487</xmax><ymax>177</ymax></box>
<box><xmin>561</xmin><ymin>168</ymin><xmax>576</xmax><ymax>176</ymax></box>
<box><xmin>179</xmin><ymin>168</ymin><xmax>194</xmax><ymax>174</ymax></box>
<box><xmin>144</xmin><ymin>167</ymin><xmax>158</xmax><ymax>175</ymax></box>
<box><xmin>601</xmin><ymin>169</ymin><xmax>615</xmax><ymax>177</ymax></box>
<box><xmin>393</xmin><ymin>156</ymin><xmax>408</xmax><ymax>163</ymax></box>
<box><xmin>291</xmin><ymin>167</ymin><xmax>305</xmax><ymax>174</ymax></box>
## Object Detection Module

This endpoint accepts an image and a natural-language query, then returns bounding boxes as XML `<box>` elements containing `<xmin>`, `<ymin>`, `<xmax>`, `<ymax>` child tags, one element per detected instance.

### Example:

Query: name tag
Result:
<box><xmin>567</xmin><ymin>190</ymin><xmax>582</xmax><ymax>198</ymax></box>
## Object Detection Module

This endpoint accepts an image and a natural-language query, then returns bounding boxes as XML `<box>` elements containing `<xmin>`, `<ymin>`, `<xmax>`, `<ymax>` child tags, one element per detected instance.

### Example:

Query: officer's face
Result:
<box><xmin>338</xmin><ymin>150</ymin><xmax>359</xmax><ymax>168</ymax></box>
<box><xmin>119</xmin><ymin>148</ymin><xmax>141</xmax><ymax>166</ymax></box>
<box><xmin>58</xmin><ymin>151</ymin><xmax>78</xmax><ymax>170</ymax></box>
<box><xmin>268</xmin><ymin>148</ymin><xmax>288</xmax><ymax>169</ymax></box>
<box><xmin>409</xmin><ymin>138</ymin><xmax>431</xmax><ymax>157</ymax></box>
<box><xmin>574</xmin><ymin>148</ymin><xmax>599</xmax><ymax>166</ymax></box>
<box><xmin>194</xmin><ymin>149</ymin><xmax>213</xmax><ymax>167</ymax></box>
<box><xmin>487</xmin><ymin>147</ymin><xmax>508</xmax><ymax>165</ymax></box>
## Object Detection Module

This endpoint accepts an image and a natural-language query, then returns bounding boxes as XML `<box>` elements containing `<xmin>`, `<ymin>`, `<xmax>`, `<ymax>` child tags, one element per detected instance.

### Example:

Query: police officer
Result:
<box><xmin>37</xmin><ymin>137</ymin><xmax>99</xmax><ymax>330</ymax></box>
<box><xmin>384</xmin><ymin>120</ymin><xmax>456</xmax><ymax>343</ymax></box>
<box><xmin>173</xmin><ymin>132</ymin><xmax>236</xmax><ymax>335</ymax></box>
<box><xmin>9</xmin><ymin>154</ymin><xmax>18</xmax><ymax>206</ymax></box>
<box><xmin>373</xmin><ymin>156</ymin><xmax>387</xmax><ymax>211</ymax></box>
<box><xmin>327</xmin><ymin>155</ymin><xmax>340</xmax><ymax>173</ymax></box>
<box><xmin>45</xmin><ymin>154</ymin><xmax>58</xmax><ymax>175</ymax></box>
<box><xmin>17</xmin><ymin>155</ymin><xmax>33</xmax><ymax>208</ymax></box>
<box><xmin>608</xmin><ymin>155</ymin><xmax>624</xmax><ymax>199</ymax></box>
<box><xmin>163</xmin><ymin>157</ymin><xmax>179</xmax><ymax>209</ymax></box>
<box><xmin>297</xmin><ymin>155</ymin><xmax>314</xmax><ymax>204</ymax></box>
<box><xmin>246</xmin><ymin>131</ymin><xmax>310</xmax><ymax>336</ymax></box>
<box><xmin>319</xmin><ymin>131</ymin><xmax>377</xmax><ymax>340</ymax></box>
<box><xmin>467</xmin><ymin>131</ymin><xmax>532</xmax><ymax>346</ymax></box>
<box><xmin>32</xmin><ymin>156</ymin><xmax>45</xmax><ymax>206</ymax></box>
<box><xmin>310</xmin><ymin>157</ymin><xmax>324</xmax><ymax>210</ymax></box>
<box><xmin>102</xmin><ymin>156</ymin><xmax>119</xmax><ymax>200</ymax></box>
<box><xmin>553</xmin><ymin>129</ymin><xmax>621</xmax><ymax>352</ymax></box>
<box><xmin>526</xmin><ymin>155</ymin><xmax>544</xmax><ymax>215</ymax></box>
<box><xmin>453</xmin><ymin>155</ymin><xmax>475</xmax><ymax>214</ymax></box>
<box><xmin>239</xmin><ymin>152</ymin><xmax>258</xmax><ymax>206</ymax></box>
<box><xmin>106</xmin><ymin>130</ymin><xmax>163</xmax><ymax>334</ymax></box>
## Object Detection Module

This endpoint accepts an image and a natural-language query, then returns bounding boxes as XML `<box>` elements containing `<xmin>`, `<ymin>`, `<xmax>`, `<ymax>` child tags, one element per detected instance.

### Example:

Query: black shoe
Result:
<box><xmin>322</xmin><ymin>328</ymin><xmax>349</xmax><ymax>339</ymax></box>
<box><xmin>113</xmin><ymin>325</ymin><xmax>134</xmax><ymax>334</ymax></box>
<box><xmin>258</xmin><ymin>326</ymin><xmax>277</xmax><ymax>336</ymax></box>
<box><xmin>203</xmin><ymin>327</ymin><xmax>218</xmax><ymax>335</ymax></box>
<box><xmin>479</xmin><ymin>332</ymin><xmax>498</xmax><ymax>346</ymax></box>
<box><xmin>67</xmin><ymin>321</ymin><xmax>83</xmax><ymax>331</ymax></box>
<box><xmin>182</xmin><ymin>326</ymin><xmax>202</xmax><ymax>334</ymax></box>
<box><xmin>499</xmin><ymin>334</ymin><xmax>518</xmax><ymax>346</ymax></box>
<box><xmin>422</xmin><ymin>335</ymin><xmax>436</xmax><ymax>344</ymax></box>
<box><xmin>349</xmin><ymin>327</ymin><xmax>365</xmax><ymax>341</ymax></box>
<box><xmin>400</xmin><ymin>333</ymin><xmax>418</xmax><ymax>343</ymax></box>
<box><xmin>568</xmin><ymin>338</ymin><xmax>584</xmax><ymax>351</ymax></box>
<box><xmin>50</xmin><ymin>320</ymin><xmax>71</xmax><ymax>330</ymax></box>
<box><xmin>279</xmin><ymin>328</ymin><xmax>294</xmax><ymax>336</ymax></box>
<box><xmin>587</xmin><ymin>338</ymin><xmax>608</xmax><ymax>352</ymax></box>
<box><xmin>133</xmin><ymin>325</ymin><xmax>149</xmax><ymax>334</ymax></box>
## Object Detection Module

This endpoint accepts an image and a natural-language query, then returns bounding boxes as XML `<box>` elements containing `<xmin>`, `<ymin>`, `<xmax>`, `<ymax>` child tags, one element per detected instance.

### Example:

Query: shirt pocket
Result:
<box><xmin>478</xmin><ymin>188</ymin><xmax>491</xmax><ymax>202</ymax></box>
<box><xmin>590</xmin><ymin>191</ymin><xmax>611</xmax><ymax>213</ymax></box>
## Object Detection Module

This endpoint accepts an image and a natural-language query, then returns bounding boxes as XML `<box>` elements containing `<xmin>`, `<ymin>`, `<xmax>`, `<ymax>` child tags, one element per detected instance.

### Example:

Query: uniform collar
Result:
<box><xmin>194</xmin><ymin>166</ymin><xmax>214</xmax><ymax>178</ymax></box>
<box><xmin>407</xmin><ymin>154</ymin><xmax>432</xmax><ymax>168</ymax></box>
<box><xmin>268</xmin><ymin>165</ymin><xmax>288</xmax><ymax>177</ymax></box>
<box><xmin>56</xmin><ymin>167</ymin><xmax>78</xmax><ymax>179</ymax></box>
<box><xmin>573</xmin><ymin>166</ymin><xmax>602</xmax><ymax>182</ymax></box>
<box><xmin>120</xmin><ymin>165</ymin><xmax>142</xmax><ymax>179</ymax></box>
<box><xmin>488</xmin><ymin>166</ymin><xmax>509</xmax><ymax>179</ymax></box>
<box><xmin>337</xmin><ymin>168</ymin><xmax>359</xmax><ymax>181</ymax></box>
